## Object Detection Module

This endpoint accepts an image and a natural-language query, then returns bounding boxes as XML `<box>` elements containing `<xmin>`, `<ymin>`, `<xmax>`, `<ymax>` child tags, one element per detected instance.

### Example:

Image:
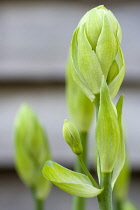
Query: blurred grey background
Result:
<box><xmin>0</xmin><ymin>0</ymin><xmax>140</xmax><ymax>209</ymax></box>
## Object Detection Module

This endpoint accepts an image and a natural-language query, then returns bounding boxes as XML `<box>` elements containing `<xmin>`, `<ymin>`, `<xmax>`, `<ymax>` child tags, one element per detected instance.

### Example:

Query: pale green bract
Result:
<box><xmin>96</xmin><ymin>78</ymin><xmax>124</xmax><ymax>173</ymax></box>
<box><xmin>112</xmin><ymin>95</ymin><xmax>125</xmax><ymax>187</ymax></box>
<box><xmin>14</xmin><ymin>104</ymin><xmax>51</xmax><ymax>200</ymax></box>
<box><xmin>70</xmin><ymin>5</ymin><xmax>125</xmax><ymax>101</ymax></box>
<box><xmin>43</xmin><ymin>161</ymin><xmax>103</xmax><ymax>198</ymax></box>
<box><xmin>66</xmin><ymin>55</ymin><xmax>94</xmax><ymax>132</ymax></box>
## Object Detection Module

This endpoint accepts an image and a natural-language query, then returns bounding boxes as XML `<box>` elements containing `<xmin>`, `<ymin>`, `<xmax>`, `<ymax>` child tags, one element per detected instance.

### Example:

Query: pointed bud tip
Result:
<box><xmin>44</xmin><ymin>160</ymin><xmax>54</xmax><ymax>168</ymax></box>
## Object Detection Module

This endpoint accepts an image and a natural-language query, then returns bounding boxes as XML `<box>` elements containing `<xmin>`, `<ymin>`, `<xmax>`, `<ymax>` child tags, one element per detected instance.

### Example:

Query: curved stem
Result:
<box><xmin>72</xmin><ymin>132</ymin><xmax>88</xmax><ymax>210</ymax></box>
<box><xmin>78</xmin><ymin>154</ymin><xmax>99</xmax><ymax>188</ymax></box>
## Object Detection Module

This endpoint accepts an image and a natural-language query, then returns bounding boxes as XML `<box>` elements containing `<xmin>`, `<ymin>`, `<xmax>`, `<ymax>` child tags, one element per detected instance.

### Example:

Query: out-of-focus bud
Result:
<box><xmin>114</xmin><ymin>158</ymin><xmax>130</xmax><ymax>202</ymax></box>
<box><xmin>66</xmin><ymin>55</ymin><xmax>94</xmax><ymax>132</ymax></box>
<box><xmin>63</xmin><ymin>120</ymin><xmax>83</xmax><ymax>155</ymax></box>
<box><xmin>70</xmin><ymin>5</ymin><xmax>125</xmax><ymax>101</ymax></box>
<box><xmin>121</xmin><ymin>201</ymin><xmax>138</xmax><ymax>210</ymax></box>
<box><xmin>14</xmin><ymin>104</ymin><xmax>51</xmax><ymax>200</ymax></box>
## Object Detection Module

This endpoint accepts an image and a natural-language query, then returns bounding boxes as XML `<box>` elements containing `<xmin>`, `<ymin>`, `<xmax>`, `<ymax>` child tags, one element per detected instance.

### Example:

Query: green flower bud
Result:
<box><xmin>63</xmin><ymin>120</ymin><xmax>83</xmax><ymax>155</ymax></box>
<box><xmin>71</xmin><ymin>5</ymin><xmax>125</xmax><ymax>101</ymax></box>
<box><xmin>66</xmin><ymin>54</ymin><xmax>94</xmax><ymax>132</ymax></box>
<box><xmin>14</xmin><ymin>104</ymin><xmax>51</xmax><ymax>200</ymax></box>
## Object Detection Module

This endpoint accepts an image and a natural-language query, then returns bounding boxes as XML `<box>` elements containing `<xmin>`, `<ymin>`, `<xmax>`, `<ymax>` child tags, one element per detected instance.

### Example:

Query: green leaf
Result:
<box><xmin>96</xmin><ymin>14</ymin><xmax>118</xmax><ymax>79</ymax></box>
<box><xmin>43</xmin><ymin>161</ymin><xmax>103</xmax><ymax>198</ymax></box>
<box><xmin>112</xmin><ymin>95</ymin><xmax>125</xmax><ymax>188</ymax></box>
<box><xmin>71</xmin><ymin>28</ymin><xmax>95</xmax><ymax>101</ymax></box>
<box><xmin>96</xmin><ymin>78</ymin><xmax>121</xmax><ymax>172</ymax></box>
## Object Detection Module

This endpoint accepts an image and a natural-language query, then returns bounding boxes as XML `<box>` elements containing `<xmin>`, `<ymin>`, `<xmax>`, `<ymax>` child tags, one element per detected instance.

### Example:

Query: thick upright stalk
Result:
<box><xmin>31</xmin><ymin>188</ymin><xmax>44</xmax><ymax>210</ymax></box>
<box><xmin>72</xmin><ymin>132</ymin><xmax>88</xmax><ymax>210</ymax></box>
<box><xmin>98</xmin><ymin>173</ymin><xmax>113</xmax><ymax>210</ymax></box>
<box><xmin>94</xmin><ymin>95</ymin><xmax>113</xmax><ymax>210</ymax></box>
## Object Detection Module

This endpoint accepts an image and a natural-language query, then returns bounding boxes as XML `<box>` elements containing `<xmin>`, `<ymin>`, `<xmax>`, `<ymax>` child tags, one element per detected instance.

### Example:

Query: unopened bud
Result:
<box><xmin>14</xmin><ymin>104</ymin><xmax>51</xmax><ymax>200</ymax></box>
<box><xmin>70</xmin><ymin>5</ymin><xmax>125</xmax><ymax>101</ymax></box>
<box><xmin>63</xmin><ymin>120</ymin><xmax>83</xmax><ymax>155</ymax></box>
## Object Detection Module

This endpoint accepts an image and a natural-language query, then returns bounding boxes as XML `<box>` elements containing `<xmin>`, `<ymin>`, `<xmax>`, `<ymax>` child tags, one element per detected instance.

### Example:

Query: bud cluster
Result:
<box><xmin>71</xmin><ymin>5</ymin><xmax>125</xmax><ymax>101</ymax></box>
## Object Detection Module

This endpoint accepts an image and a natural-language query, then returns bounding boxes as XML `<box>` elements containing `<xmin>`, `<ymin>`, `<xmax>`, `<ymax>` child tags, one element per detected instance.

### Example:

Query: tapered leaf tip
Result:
<box><xmin>96</xmin><ymin>5</ymin><xmax>106</xmax><ymax>10</ymax></box>
<box><xmin>64</xmin><ymin>119</ymin><xmax>69</xmax><ymax>124</ymax></box>
<box><xmin>117</xmin><ymin>95</ymin><xmax>124</xmax><ymax>104</ymax></box>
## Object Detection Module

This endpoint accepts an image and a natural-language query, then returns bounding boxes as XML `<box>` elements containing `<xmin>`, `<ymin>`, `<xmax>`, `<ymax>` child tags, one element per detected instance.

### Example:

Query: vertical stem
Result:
<box><xmin>31</xmin><ymin>188</ymin><xmax>44</xmax><ymax>210</ymax></box>
<box><xmin>98</xmin><ymin>173</ymin><xmax>113</xmax><ymax>210</ymax></box>
<box><xmin>72</xmin><ymin>132</ymin><xmax>88</xmax><ymax>210</ymax></box>
<box><xmin>34</xmin><ymin>198</ymin><xmax>44</xmax><ymax>210</ymax></box>
<box><xmin>94</xmin><ymin>95</ymin><xmax>113</xmax><ymax>210</ymax></box>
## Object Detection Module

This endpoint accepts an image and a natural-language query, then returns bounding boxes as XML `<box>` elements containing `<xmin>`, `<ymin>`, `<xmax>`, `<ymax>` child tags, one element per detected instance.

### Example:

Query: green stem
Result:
<box><xmin>78</xmin><ymin>154</ymin><xmax>99</xmax><ymax>188</ymax></box>
<box><xmin>72</xmin><ymin>132</ymin><xmax>88</xmax><ymax>210</ymax></box>
<box><xmin>94</xmin><ymin>95</ymin><xmax>113</xmax><ymax>209</ymax></box>
<box><xmin>31</xmin><ymin>188</ymin><xmax>44</xmax><ymax>210</ymax></box>
<box><xmin>98</xmin><ymin>173</ymin><xmax>113</xmax><ymax>210</ymax></box>
<box><xmin>35</xmin><ymin>199</ymin><xmax>44</xmax><ymax>210</ymax></box>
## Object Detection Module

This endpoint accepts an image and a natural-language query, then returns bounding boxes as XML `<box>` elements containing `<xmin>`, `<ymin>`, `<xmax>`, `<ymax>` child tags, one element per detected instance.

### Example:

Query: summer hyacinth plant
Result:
<box><xmin>14</xmin><ymin>104</ymin><xmax>51</xmax><ymax>210</ymax></box>
<box><xmin>43</xmin><ymin>5</ymin><xmax>126</xmax><ymax>210</ymax></box>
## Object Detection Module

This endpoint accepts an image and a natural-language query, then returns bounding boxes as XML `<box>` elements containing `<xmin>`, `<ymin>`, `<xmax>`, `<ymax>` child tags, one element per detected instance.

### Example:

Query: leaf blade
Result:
<box><xmin>43</xmin><ymin>161</ymin><xmax>103</xmax><ymax>198</ymax></box>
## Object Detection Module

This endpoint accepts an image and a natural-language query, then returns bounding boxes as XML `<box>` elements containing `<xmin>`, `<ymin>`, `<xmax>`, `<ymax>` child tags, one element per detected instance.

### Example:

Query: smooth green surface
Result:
<box><xmin>112</xmin><ymin>95</ymin><xmax>125</xmax><ymax>187</ymax></box>
<box><xmin>109</xmin><ymin>47</ymin><xmax>125</xmax><ymax>99</ymax></box>
<box><xmin>95</xmin><ymin>78</ymin><xmax>121</xmax><ymax>173</ymax></box>
<box><xmin>66</xmin><ymin>55</ymin><xmax>94</xmax><ymax>132</ymax></box>
<box><xmin>63</xmin><ymin>120</ymin><xmax>83</xmax><ymax>155</ymax></box>
<box><xmin>96</xmin><ymin>14</ymin><xmax>118</xmax><ymax>79</ymax></box>
<box><xmin>70</xmin><ymin>5</ymin><xmax>125</xmax><ymax>100</ymax></box>
<box><xmin>43</xmin><ymin>161</ymin><xmax>102</xmax><ymax>198</ymax></box>
<box><xmin>98</xmin><ymin>173</ymin><xmax>113</xmax><ymax>210</ymax></box>
<box><xmin>71</xmin><ymin>28</ymin><xmax>95</xmax><ymax>101</ymax></box>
